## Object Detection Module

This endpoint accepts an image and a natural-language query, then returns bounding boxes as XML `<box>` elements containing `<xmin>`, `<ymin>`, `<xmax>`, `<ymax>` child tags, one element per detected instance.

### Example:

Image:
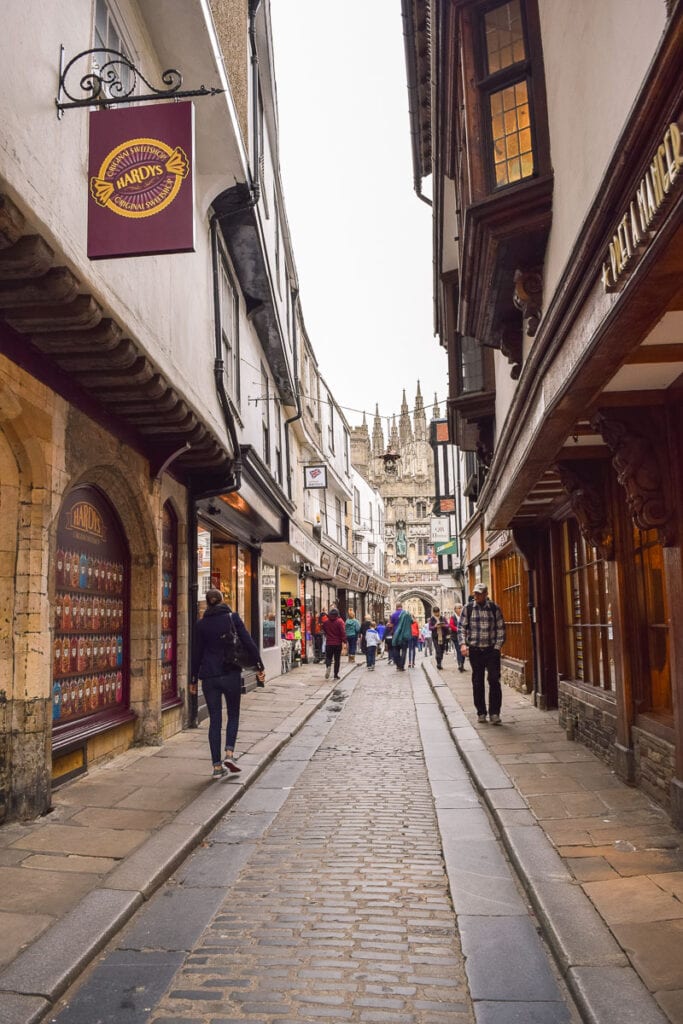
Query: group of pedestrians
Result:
<box><xmin>190</xmin><ymin>583</ymin><xmax>507</xmax><ymax>778</ymax></box>
<box><xmin>370</xmin><ymin>588</ymin><xmax>506</xmax><ymax>725</ymax></box>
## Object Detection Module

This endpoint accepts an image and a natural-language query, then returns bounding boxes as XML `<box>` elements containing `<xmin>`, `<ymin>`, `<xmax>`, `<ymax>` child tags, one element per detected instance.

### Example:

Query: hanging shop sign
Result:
<box><xmin>601</xmin><ymin>121</ymin><xmax>682</xmax><ymax>292</ymax></box>
<box><xmin>435</xmin><ymin>538</ymin><xmax>458</xmax><ymax>556</ymax></box>
<box><xmin>304</xmin><ymin>465</ymin><xmax>327</xmax><ymax>489</ymax></box>
<box><xmin>430</xmin><ymin>516</ymin><xmax>451</xmax><ymax>543</ymax></box>
<box><xmin>87</xmin><ymin>101</ymin><xmax>195</xmax><ymax>260</ymax></box>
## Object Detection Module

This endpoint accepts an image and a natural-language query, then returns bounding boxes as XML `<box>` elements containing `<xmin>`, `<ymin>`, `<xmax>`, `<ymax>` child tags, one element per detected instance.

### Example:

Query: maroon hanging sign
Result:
<box><xmin>87</xmin><ymin>101</ymin><xmax>195</xmax><ymax>259</ymax></box>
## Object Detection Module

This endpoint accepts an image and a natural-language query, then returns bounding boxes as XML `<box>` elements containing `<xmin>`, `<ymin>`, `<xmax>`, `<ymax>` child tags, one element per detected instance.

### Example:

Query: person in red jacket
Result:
<box><xmin>322</xmin><ymin>607</ymin><xmax>346</xmax><ymax>680</ymax></box>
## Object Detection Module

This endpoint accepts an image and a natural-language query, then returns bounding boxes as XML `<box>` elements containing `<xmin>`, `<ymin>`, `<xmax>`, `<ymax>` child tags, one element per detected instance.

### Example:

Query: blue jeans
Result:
<box><xmin>366</xmin><ymin>646</ymin><xmax>377</xmax><ymax>668</ymax></box>
<box><xmin>408</xmin><ymin>637</ymin><xmax>418</xmax><ymax>666</ymax></box>
<box><xmin>201</xmin><ymin>670</ymin><xmax>242</xmax><ymax>764</ymax></box>
<box><xmin>347</xmin><ymin>635</ymin><xmax>358</xmax><ymax>655</ymax></box>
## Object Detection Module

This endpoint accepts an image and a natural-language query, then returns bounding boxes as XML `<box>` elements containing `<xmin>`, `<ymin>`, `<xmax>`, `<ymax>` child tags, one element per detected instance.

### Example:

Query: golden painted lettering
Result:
<box><xmin>656</xmin><ymin>145</ymin><xmax>670</xmax><ymax>193</ymax></box>
<box><xmin>629</xmin><ymin>201</ymin><xmax>641</xmax><ymax>247</ymax></box>
<box><xmin>617</xmin><ymin>215</ymin><xmax>632</xmax><ymax>264</ymax></box>
<box><xmin>649</xmin><ymin>157</ymin><xmax>664</xmax><ymax>206</ymax></box>
<box><xmin>599</xmin><ymin>121</ymin><xmax>682</xmax><ymax>293</ymax></box>
<box><xmin>666</xmin><ymin>123</ymin><xmax>682</xmax><ymax>183</ymax></box>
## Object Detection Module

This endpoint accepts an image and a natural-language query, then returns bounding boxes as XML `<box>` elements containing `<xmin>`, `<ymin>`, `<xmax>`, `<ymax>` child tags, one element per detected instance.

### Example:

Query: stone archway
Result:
<box><xmin>64</xmin><ymin>457</ymin><xmax>162</xmax><ymax>745</ymax></box>
<box><xmin>395</xmin><ymin>588</ymin><xmax>438</xmax><ymax>624</ymax></box>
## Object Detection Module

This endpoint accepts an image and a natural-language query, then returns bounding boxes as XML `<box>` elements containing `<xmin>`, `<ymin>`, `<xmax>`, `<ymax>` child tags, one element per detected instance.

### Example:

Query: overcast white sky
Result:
<box><xmin>270</xmin><ymin>0</ymin><xmax>448</xmax><ymax>436</ymax></box>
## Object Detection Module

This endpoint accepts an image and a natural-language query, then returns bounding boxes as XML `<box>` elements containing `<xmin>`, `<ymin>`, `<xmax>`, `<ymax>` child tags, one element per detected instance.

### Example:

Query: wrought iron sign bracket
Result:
<box><xmin>56</xmin><ymin>46</ymin><xmax>224</xmax><ymax>118</ymax></box>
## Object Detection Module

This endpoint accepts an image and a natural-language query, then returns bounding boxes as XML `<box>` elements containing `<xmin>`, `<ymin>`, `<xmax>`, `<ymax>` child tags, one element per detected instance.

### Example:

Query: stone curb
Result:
<box><xmin>0</xmin><ymin>674</ymin><xmax>344</xmax><ymax>1021</ymax></box>
<box><xmin>423</xmin><ymin>662</ymin><xmax>668</xmax><ymax>1024</ymax></box>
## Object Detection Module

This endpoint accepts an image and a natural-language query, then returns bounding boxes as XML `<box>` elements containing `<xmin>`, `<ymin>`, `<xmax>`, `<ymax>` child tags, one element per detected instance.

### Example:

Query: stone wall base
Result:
<box><xmin>0</xmin><ymin>698</ymin><xmax>51</xmax><ymax>823</ymax></box>
<box><xmin>501</xmin><ymin>657</ymin><xmax>530</xmax><ymax>694</ymax></box>
<box><xmin>632</xmin><ymin>725</ymin><xmax>675</xmax><ymax>814</ymax></box>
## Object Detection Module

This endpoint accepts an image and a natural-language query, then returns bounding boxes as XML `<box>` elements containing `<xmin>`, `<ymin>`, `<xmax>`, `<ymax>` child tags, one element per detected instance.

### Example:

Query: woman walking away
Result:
<box><xmin>322</xmin><ymin>607</ymin><xmax>346</xmax><ymax>680</ymax></box>
<box><xmin>409</xmin><ymin>617</ymin><xmax>420</xmax><ymax>667</ymax></box>
<box><xmin>392</xmin><ymin>609</ymin><xmax>414</xmax><ymax>671</ymax></box>
<box><xmin>364</xmin><ymin>622</ymin><xmax>380</xmax><ymax>671</ymax></box>
<box><xmin>191</xmin><ymin>588</ymin><xmax>264</xmax><ymax>779</ymax></box>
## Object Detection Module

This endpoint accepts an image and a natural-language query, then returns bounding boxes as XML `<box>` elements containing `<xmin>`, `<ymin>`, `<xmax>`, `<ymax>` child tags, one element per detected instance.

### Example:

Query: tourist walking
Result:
<box><xmin>457</xmin><ymin>583</ymin><xmax>506</xmax><ymax>724</ymax></box>
<box><xmin>450</xmin><ymin>604</ymin><xmax>466</xmax><ymax>671</ymax></box>
<box><xmin>345</xmin><ymin>608</ymin><xmax>362</xmax><ymax>662</ymax></box>
<box><xmin>408</xmin><ymin>617</ymin><xmax>420</xmax><ymax>667</ymax></box>
<box><xmin>364</xmin><ymin>622</ymin><xmax>380</xmax><ymax>670</ymax></box>
<box><xmin>421</xmin><ymin>620</ymin><xmax>433</xmax><ymax>656</ymax></box>
<box><xmin>392</xmin><ymin>608</ymin><xmax>414</xmax><ymax>671</ymax></box>
<box><xmin>322</xmin><ymin>607</ymin><xmax>346</xmax><ymax>680</ymax></box>
<box><xmin>429</xmin><ymin>607</ymin><xmax>450</xmax><ymax>669</ymax></box>
<box><xmin>191</xmin><ymin>588</ymin><xmax>264</xmax><ymax>779</ymax></box>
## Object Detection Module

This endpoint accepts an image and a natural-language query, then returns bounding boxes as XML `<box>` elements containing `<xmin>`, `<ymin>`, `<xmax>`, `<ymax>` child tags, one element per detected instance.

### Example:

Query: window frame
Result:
<box><xmin>476</xmin><ymin>0</ymin><xmax>535</xmax><ymax>191</ymax></box>
<box><xmin>217</xmin><ymin>245</ymin><xmax>240</xmax><ymax>408</ymax></box>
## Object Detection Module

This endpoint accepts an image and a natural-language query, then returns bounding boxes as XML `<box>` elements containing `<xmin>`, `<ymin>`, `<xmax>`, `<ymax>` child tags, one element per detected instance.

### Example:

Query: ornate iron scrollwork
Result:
<box><xmin>56</xmin><ymin>46</ymin><xmax>223</xmax><ymax>115</ymax></box>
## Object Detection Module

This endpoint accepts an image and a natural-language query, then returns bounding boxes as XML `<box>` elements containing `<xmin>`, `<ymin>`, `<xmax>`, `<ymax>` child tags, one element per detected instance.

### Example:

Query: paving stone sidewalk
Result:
<box><xmin>428</xmin><ymin>654</ymin><xmax>683</xmax><ymax>1024</ymax></box>
<box><xmin>0</xmin><ymin>666</ymin><xmax>344</xmax><ymax>1024</ymax></box>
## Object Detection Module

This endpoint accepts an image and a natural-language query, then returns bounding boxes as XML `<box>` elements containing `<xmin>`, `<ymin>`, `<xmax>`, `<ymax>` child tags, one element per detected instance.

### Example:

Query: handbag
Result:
<box><xmin>220</xmin><ymin>612</ymin><xmax>253</xmax><ymax>671</ymax></box>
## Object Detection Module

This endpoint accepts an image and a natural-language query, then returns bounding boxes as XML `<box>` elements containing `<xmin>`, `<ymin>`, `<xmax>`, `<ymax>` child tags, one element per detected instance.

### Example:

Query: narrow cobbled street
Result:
<box><xmin>50</xmin><ymin>663</ymin><xmax>576</xmax><ymax>1024</ymax></box>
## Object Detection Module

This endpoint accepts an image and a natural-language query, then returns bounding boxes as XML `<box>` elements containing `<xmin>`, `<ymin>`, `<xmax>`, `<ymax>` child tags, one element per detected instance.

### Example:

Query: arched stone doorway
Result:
<box><xmin>396</xmin><ymin>589</ymin><xmax>437</xmax><ymax>624</ymax></box>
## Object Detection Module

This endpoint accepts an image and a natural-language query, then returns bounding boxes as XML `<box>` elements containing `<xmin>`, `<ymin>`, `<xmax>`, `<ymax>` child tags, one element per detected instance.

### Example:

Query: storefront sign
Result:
<box><xmin>430</xmin><ymin>516</ymin><xmax>451</xmax><ymax>542</ymax></box>
<box><xmin>488</xmin><ymin>529</ymin><xmax>512</xmax><ymax>557</ymax></box>
<box><xmin>288</xmin><ymin>521</ymin><xmax>321</xmax><ymax>566</ymax></box>
<box><xmin>601</xmin><ymin>122</ymin><xmax>682</xmax><ymax>292</ymax></box>
<box><xmin>304</xmin><ymin>465</ymin><xmax>327</xmax><ymax>489</ymax></box>
<box><xmin>435</xmin><ymin>538</ymin><xmax>458</xmax><ymax>556</ymax></box>
<box><xmin>88</xmin><ymin>101</ymin><xmax>195</xmax><ymax>259</ymax></box>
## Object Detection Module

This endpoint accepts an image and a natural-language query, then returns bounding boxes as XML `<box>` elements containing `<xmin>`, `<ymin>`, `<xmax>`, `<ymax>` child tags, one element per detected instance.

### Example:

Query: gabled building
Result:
<box><xmin>404</xmin><ymin>0</ymin><xmax>683</xmax><ymax>824</ymax></box>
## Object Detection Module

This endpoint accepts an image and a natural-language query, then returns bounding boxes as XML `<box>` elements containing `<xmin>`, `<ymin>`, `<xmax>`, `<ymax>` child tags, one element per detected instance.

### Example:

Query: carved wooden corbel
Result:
<box><xmin>513</xmin><ymin>268</ymin><xmax>544</xmax><ymax>337</ymax></box>
<box><xmin>591</xmin><ymin>411</ymin><xmax>675</xmax><ymax>546</ymax></box>
<box><xmin>554</xmin><ymin>461</ymin><xmax>614</xmax><ymax>560</ymax></box>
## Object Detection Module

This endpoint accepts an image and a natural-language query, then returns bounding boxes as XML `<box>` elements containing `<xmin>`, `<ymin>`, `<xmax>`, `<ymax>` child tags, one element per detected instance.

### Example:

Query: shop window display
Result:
<box><xmin>52</xmin><ymin>486</ymin><xmax>128</xmax><ymax>727</ymax></box>
<box><xmin>281</xmin><ymin>593</ymin><xmax>302</xmax><ymax>666</ymax></box>
<box><xmin>161</xmin><ymin>504</ymin><xmax>178</xmax><ymax>704</ymax></box>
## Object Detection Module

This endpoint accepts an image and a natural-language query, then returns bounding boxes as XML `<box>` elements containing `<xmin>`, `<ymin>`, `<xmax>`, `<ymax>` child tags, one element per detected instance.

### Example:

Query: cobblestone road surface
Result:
<box><xmin>50</xmin><ymin>663</ymin><xmax>576</xmax><ymax>1024</ymax></box>
<box><xmin>151</xmin><ymin>668</ymin><xmax>472</xmax><ymax>1023</ymax></box>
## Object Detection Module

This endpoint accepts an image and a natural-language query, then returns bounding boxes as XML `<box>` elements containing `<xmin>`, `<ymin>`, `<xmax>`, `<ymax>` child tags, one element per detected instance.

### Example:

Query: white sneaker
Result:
<box><xmin>477</xmin><ymin>714</ymin><xmax>487</xmax><ymax>723</ymax></box>
<box><xmin>325</xmin><ymin>667</ymin><xmax>330</xmax><ymax>680</ymax></box>
<box><xmin>490</xmin><ymin>714</ymin><xmax>502</xmax><ymax>725</ymax></box>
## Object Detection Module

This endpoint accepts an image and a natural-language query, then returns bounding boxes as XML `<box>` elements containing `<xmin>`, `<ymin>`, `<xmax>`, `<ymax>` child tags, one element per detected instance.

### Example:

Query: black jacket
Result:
<box><xmin>192</xmin><ymin>603</ymin><xmax>262</xmax><ymax>679</ymax></box>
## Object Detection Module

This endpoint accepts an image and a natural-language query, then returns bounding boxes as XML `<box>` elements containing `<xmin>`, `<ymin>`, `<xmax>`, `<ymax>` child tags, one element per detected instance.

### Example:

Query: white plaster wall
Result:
<box><xmin>539</xmin><ymin>0</ymin><xmax>666</xmax><ymax>301</ymax></box>
<box><xmin>0</xmin><ymin>1</ymin><xmax>254</xmax><ymax>454</ymax></box>
<box><xmin>494</xmin><ymin>352</ymin><xmax>518</xmax><ymax>445</ymax></box>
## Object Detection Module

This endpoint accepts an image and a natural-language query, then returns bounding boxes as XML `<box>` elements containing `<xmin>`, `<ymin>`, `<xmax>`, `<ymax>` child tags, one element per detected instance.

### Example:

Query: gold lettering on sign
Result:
<box><xmin>601</xmin><ymin>122</ymin><xmax>682</xmax><ymax>292</ymax></box>
<box><xmin>65</xmin><ymin>502</ymin><xmax>107</xmax><ymax>542</ymax></box>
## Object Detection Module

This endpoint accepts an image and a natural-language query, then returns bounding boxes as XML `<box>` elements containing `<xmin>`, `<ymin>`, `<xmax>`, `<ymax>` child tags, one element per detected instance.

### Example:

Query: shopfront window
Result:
<box><xmin>561</xmin><ymin>519</ymin><xmax>615</xmax><ymax>690</ymax></box>
<box><xmin>633</xmin><ymin>527</ymin><xmax>671</xmax><ymax>716</ymax></box>
<box><xmin>52</xmin><ymin>486</ymin><xmax>128</xmax><ymax>729</ymax></box>
<box><xmin>493</xmin><ymin>550</ymin><xmax>531</xmax><ymax>668</ymax></box>
<box><xmin>262</xmin><ymin>564</ymin><xmax>277</xmax><ymax>648</ymax></box>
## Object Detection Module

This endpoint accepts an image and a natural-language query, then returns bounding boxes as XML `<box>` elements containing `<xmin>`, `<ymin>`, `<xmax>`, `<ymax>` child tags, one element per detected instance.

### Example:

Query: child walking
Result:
<box><xmin>365</xmin><ymin>622</ymin><xmax>380</xmax><ymax>671</ymax></box>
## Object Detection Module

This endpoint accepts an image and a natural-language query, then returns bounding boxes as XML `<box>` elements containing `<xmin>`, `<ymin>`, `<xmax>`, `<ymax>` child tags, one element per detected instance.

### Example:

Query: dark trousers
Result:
<box><xmin>408</xmin><ymin>637</ymin><xmax>418</xmax><ymax>666</ymax></box>
<box><xmin>365</xmin><ymin>646</ymin><xmax>377</xmax><ymax>668</ymax></box>
<box><xmin>469</xmin><ymin>647</ymin><xmax>501</xmax><ymax>716</ymax></box>
<box><xmin>386</xmin><ymin>641</ymin><xmax>394</xmax><ymax>663</ymax></box>
<box><xmin>394</xmin><ymin>643</ymin><xmax>407</xmax><ymax>669</ymax></box>
<box><xmin>325</xmin><ymin>644</ymin><xmax>342</xmax><ymax>677</ymax></box>
<box><xmin>347</xmin><ymin>635</ymin><xmax>358</xmax><ymax>655</ymax></box>
<box><xmin>434</xmin><ymin>641</ymin><xmax>447</xmax><ymax>667</ymax></box>
<box><xmin>201</xmin><ymin>670</ymin><xmax>242</xmax><ymax>764</ymax></box>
